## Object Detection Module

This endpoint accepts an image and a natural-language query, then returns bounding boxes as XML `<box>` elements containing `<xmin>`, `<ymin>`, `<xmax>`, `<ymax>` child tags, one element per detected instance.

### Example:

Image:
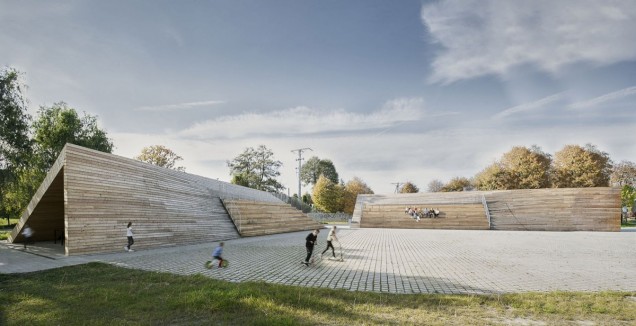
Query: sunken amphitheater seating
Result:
<box><xmin>8</xmin><ymin>144</ymin><xmax>314</xmax><ymax>255</ymax></box>
<box><xmin>353</xmin><ymin>188</ymin><xmax>621</xmax><ymax>232</ymax></box>
<box><xmin>222</xmin><ymin>199</ymin><xmax>321</xmax><ymax>237</ymax></box>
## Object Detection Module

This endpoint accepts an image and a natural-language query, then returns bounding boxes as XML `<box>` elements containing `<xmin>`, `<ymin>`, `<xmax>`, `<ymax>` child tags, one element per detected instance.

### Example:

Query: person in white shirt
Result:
<box><xmin>125</xmin><ymin>222</ymin><xmax>135</xmax><ymax>252</ymax></box>
<box><xmin>22</xmin><ymin>224</ymin><xmax>34</xmax><ymax>249</ymax></box>
<box><xmin>321</xmin><ymin>226</ymin><xmax>338</xmax><ymax>258</ymax></box>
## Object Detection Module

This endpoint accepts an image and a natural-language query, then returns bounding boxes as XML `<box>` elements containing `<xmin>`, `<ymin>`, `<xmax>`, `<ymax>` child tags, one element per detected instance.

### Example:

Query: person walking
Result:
<box><xmin>303</xmin><ymin>228</ymin><xmax>320</xmax><ymax>265</ymax></box>
<box><xmin>22</xmin><ymin>224</ymin><xmax>33</xmax><ymax>249</ymax></box>
<box><xmin>321</xmin><ymin>225</ymin><xmax>338</xmax><ymax>258</ymax></box>
<box><xmin>125</xmin><ymin>222</ymin><xmax>135</xmax><ymax>252</ymax></box>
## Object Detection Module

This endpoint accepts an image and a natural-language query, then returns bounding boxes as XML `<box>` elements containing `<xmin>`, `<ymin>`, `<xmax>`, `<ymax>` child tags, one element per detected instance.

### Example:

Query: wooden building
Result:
<box><xmin>8</xmin><ymin>144</ymin><xmax>318</xmax><ymax>255</ymax></box>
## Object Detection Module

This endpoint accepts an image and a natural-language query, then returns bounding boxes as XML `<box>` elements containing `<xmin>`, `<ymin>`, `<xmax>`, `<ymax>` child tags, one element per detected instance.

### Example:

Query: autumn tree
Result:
<box><xmin>342</xmin><ymin>177</ymin><xmax>374</xmax><ymax>215</ymax></box>
<box><xmin>474</xmin><ymin>146</ymin><xmax>551</xmax><ymax>190</ymax></box>
<box><xmin>441</xmin><ymin>177</ymin><xmax>472</xmax><ymax>192</ymax></box>
<box><xmin>135</xmin><ymin>145</ymin><xmax>185</xmax><ymax>171</ymax></box>
<box><xmin>427</xmin><ymin>179</ymin><xmax>444</xmax><ymax>192</ymax></box>
<box><xmin>227</xmin><ymin>145</ymin><xmax>284</xmax><ymax>192</ymax></box>
<box><xmin>610</xmin><ymin>161</ymin><xmax>636</xmax><ymax>187</ymax></box>
<box><xmin>552</xmin><ymin>144</ymin><xmax>612</xmax><ymax>188</ymax></box>
<box><xmin>300</xmin><ymin>156</ymin><xmax>339</xmax><ymax>185</ymax></box>
<box><xmin>399</xmin><ymin>181</ymin><xmax>419</xmax><ymax>193</ymax></box>
<box><xmin>312</xmin><ymin>174</ymin><xmax>344</xmax><ymax>213</ymax></box>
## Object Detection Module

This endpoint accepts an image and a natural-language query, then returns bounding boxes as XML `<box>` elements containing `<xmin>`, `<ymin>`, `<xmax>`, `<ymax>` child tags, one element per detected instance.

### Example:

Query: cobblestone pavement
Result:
<box><xmin>2</xmin><ymin>228</ymin><xmax>635</xmax><ymax>294</ymax></box>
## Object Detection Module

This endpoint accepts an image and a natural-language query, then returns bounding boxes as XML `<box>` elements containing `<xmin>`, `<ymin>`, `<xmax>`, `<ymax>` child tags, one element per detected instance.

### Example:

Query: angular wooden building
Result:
<box><xmin>8</xmin><ymin>144</ymin><xmax>319</xmax><ymax>255</ymax></box>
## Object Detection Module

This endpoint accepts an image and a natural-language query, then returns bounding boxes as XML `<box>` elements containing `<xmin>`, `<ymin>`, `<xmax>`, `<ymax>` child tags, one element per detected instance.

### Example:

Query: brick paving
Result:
<box><xmin>2</xmin><ymin>228</ymin><xmax>635</xmax><ymax>294</ymax></box>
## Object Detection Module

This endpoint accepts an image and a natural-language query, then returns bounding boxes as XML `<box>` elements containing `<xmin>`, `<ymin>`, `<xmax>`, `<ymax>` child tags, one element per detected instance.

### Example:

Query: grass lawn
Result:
<box><xmin>1</xmin><ymin>263</ymin><xmax>634</xmax><ymax>325</ymax></box>
<box><xmin>0</xmin><ymin>217</ymin><xmax>19</xmax><ymax>240</ymax></box>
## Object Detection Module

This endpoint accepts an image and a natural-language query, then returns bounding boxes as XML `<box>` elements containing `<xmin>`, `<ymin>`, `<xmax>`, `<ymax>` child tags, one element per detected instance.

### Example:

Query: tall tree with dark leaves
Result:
<box><xmin>227</xmin><ymin>145</ymin><xmax>284</xmax><ymax>192</ymax></box>
<box><xmin>300</xmin><ymin>156</ymin><xmax>339</xmax><ymax>185</ymax></box>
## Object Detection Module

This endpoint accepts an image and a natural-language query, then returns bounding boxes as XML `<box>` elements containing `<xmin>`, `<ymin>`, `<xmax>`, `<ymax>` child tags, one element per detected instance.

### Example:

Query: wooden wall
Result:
<box><xmin>486</xmin><ymin>188</ymin><xmax>620</xmax><ymax>231</ymax></box>
<box><xmin>223</xmin><ymin>199</ymin><xmax>321</xmax><ymax>237</ymax></box>
<box><xmin>10</xmin><ymin>144</ymin><xmax>287</xmax><ymax>255</ymax></box>
<box><xmin>353</xmin><ymin>188</ymin><xmax>621</xmax><ymax>231</ymax></box>
<box><xmin>361</xmin><ymin>204</ymin><xmax>489</xmax><ymax>230</ymax></box>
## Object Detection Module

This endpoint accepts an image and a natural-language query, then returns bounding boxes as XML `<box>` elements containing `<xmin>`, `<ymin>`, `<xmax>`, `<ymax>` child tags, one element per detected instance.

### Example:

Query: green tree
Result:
<box><xmin>400</xmin><ymin>182</ymin><xmax>419</xmax><ymax>193</ymax></box>
<box><xmin>33</xmin><ymin>102</ymin><xmax>113</xmax><ymax>169</ymax></box>
<box><xmin>312</xmin><ymin>174</ymin><xmax>344</xmax><ymax>213</ymax></box>
<box><xmin>621</xmin><ymin>185</ymin><xmax>636</xmax><ymax>210</ymax></box>
<box><xmin>227</xmin><ymin>145</ymin><xmax>284</xmax><ymax>192</ymax></box>
<box><xmin>552</xmin><ymin>144</ymin><xmax>612</xmax><ymax>188</ymax></box>
<box><xmin>474</xmin><ymin>163</ymin><xmax>510</xmax><ymax>190</ymax></box>
<box><xmin>610</xmin><ymin>161</ymin><xmax>636</xmax><ymax>187</ymax></box>
<box><xmin>427</xmin><ymin>179</ymin><xmax>444</xmax><ymax>192</ymax></box>
<box><xmin>300</xmin><ymin>156</ymin><xmax>339</xmax><ymax>185</ymax></box>
<box><xmin>342</xmin><ymin>177</ymin><xmax>374</xmax><ymax>215</ymax></box>
<box><xmin>135</xmin><ymin>145</ymin><xmax>185</xmax><ymax>171</ymax></box>
<box><xmin>1</xmin><ymin>68</ymin><xmax>34</xmax><ymax>224</ymax></box>
<box><xmin>442</xmin><ymin>177</ymin><xmax>472</xmax><ymax>192</ymax></box>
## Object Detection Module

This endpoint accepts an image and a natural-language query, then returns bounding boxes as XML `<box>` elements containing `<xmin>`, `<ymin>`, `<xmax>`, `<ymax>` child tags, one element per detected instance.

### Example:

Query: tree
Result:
<box><xmin>135</xmin><ymin>145</ymin><xmax>185</xmax><ymax>171</ymax></box>
<box><xmin>610</xmin><ymin>161</ymin><xmax>636</xmax><ymax>187</ymax></box>
<box><xmin>227</xmin><ymin>145</ymin><xmax>284</xmax><ymax>192</ymax></box>
<box><xmin>312</xmin><ymin>174</ymin><xmax>344</xmax><ymax>213</ymax></box>
<box><xmin>473</xmin><ymin>163</ymin><xmax>510</xmax><ymax>190</ymax></box>
<box><xmin>0</xmin><ymin>67</ymin><xmax>33</xmax><ymax>224</ymax></box>
<box><xmin>621</xmin><ymin>185</ymin><xmax>636</xmax><ymax>210</ymax></box>
<box><xmin>442</xmin><ymin>177</ymin><xmax>472</xmax><ymax>192</ymax></box>
<box><xmin>33</xmin><ymin>102</ymin><xmax>113</xmax><ymax>169</ymax></box>
<box><xmin>474</xmin><ymin>146</ymin><xmax>551</xmax><ymax>190</ymax></box>
<box><xmin>342</xmin><ymin>177</ymin><xmax>374</xmax><ymax>215</ymax></box>
<box><xmin>399</xmin><ymin>182</ymin><xmax>419</xmax><ymax>193</ymax></box>
<box><xmin>552</xmin><ymin>144</ymin><xmax>612</xmax><ymax>188</ymax></box>
<box><xmin>427</xmin><ymin>179</ymin><xmax>444</xmax><ymax>192</ymax></box>
<box><xmin>300</xmin><ymin>156</ymin><xmax>339</xmax><ymax>185</ymax></box>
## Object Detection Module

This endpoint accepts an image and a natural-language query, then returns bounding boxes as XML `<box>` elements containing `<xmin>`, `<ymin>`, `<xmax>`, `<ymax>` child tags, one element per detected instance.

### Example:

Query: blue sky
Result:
<box><xmin>3</xmin><ymin>0</ymin><xmax>635</xmax><ymax>194</ymax></box>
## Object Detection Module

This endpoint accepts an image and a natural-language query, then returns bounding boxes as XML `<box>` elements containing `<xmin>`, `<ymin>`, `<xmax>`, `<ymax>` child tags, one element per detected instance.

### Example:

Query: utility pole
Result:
<box><xmin>391</xmin><ymin>182</ymin><xmax>402</xmax><ymax>193</ymax></box>
<box><xmin>291</xmin><ymin>148</ymin><xmax>312</xmax><ymax>201</ymax></box>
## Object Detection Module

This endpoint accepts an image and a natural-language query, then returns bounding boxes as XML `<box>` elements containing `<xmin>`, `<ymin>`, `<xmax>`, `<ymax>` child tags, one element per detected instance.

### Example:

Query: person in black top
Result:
<box><xmin>303</xmin><ymin>228</ymin><xmax>320</xmax><ymax>265</ymax></box>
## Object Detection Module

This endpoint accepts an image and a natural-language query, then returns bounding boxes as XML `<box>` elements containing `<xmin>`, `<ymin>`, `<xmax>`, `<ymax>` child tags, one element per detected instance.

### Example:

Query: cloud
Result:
<box><xmin>421</xmin><ymin>0</ymin><xmax>636</xmax><ymax>83</ymax></box>
<box><xmin>178</xmin><ymin>98</ymin><xmax>426</xmax><ymax>139</ymax></box>
<box><xmin>493</xmin><ymin>93</ymin><xmax>565</xmax><ymax>119</ymax></box>
<box><xmin>136</xmin><ymin>100</ymin><xmax>226</xmax><ymax>112</ymax></box>
<box><xmin>569</xmin><ymin>86</ymin><xmax>636</xmax><ymax>110</ymax></box>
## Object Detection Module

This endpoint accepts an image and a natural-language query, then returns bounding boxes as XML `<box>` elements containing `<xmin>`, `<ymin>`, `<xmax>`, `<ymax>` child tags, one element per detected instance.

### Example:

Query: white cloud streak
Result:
<box><xmin>179</xmin><ymin>98</ymin><xmax>426</xmax><ymax>139</ymax></box>
<box><xmin>136</xmin><ymin>100</ymin><xmax>226</xmax><ymax>112</ymax></box>
<box><xmin>493</xmin><ymin>93</ymin><xmax>565</xmax><ymax>119</ymax></box>
<box><xmin>569</xmin><ymin>86</ymin><xmax>636</xmax><ymax>110</ymax></box>
<box><xmin>422</xmin><ymin>0</ymin><xmax>636</xmax><ymax>83</ymax></box>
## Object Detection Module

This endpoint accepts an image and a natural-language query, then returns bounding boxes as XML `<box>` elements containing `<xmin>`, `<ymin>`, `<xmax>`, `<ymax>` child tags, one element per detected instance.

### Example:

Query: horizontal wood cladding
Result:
<box><xmin>360</xmin><ymin>204</ymin><xmax>489</xmax><ymax>230</ymax></box>
<box><xmin>62</xmin><ymin>145</ymin><xmax>247</xmax><ymax>255</ymax></box>
<box><xmin>223</xmin><ymin>199</ymin><xmax>321</xmax><ymax>237</ymax></box>
<box><xmin>485</xmin><ymin>188</ymin><xmax>620</xmax><ymax>232</ymax></box>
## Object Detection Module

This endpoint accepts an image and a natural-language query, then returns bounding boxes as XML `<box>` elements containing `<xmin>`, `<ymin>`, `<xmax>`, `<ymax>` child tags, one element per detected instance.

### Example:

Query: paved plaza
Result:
<box><xmin>2</xmin><ymin>228</ymin><xmax>635</xmax><ymax>294</ymax></box>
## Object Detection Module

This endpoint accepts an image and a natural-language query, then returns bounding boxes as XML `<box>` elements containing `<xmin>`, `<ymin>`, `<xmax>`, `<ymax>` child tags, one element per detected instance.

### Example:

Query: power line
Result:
<box><xmin>390</xmin><ymin>182</ymin><xmax>402</xmax><ymax>193</ymax></box>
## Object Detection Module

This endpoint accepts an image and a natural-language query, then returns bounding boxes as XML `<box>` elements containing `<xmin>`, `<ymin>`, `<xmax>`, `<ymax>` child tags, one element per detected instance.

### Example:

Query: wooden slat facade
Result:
<box><xmin>361</xmin><ymin>204</ymin><xmax>489</xmax><ymax>230</ymax></box>
<box><xmin>223</xmin><ymin>199</ymin><xmax>321</xmax><ymax>237</ymax></box>
<box><xmin>354</xmin><ymin>188</ymin><xmax>620</xmax><ymax>231</ymax></box>
<box><xmin>9</xmin><ymin>144</ymin><xmax>288</xmax><ymax>255</ymax></box>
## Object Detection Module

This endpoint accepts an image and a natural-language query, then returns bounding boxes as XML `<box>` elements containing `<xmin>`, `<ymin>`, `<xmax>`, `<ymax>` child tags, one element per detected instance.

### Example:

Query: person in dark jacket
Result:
<box><xmin>303</xmin><ymin>229</ymin><xmax>320</xmax><ymax>265</ymax></box>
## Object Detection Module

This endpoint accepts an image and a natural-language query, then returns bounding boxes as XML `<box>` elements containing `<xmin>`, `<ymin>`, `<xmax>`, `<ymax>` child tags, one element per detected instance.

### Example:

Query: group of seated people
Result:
<box><xmin>404</xmin><ymin>207</ymin><xmax>440</xmax><ymax>221</ymax></box>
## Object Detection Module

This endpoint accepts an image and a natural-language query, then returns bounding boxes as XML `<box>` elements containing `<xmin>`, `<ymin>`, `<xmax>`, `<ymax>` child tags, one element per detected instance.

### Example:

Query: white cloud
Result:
<box><xmin>136</xmin><ymin>100</ymin><xmax>226</xmax><ymax>112</ymax></box>
<box><xmin>569</xmin><ymin>86</ymin><xmax>636</xmax><ymax>110</ymax></box>
<box><xmin>179</xmin><ymin>98</ymin><xmax>426</xmax><ymax>139</ymax></box>
<box><xmin>422</xmin><ymin>0</ymin><xmax>636</xmax><ymax>83</ymax></box>
<box><xmin>493</xmin><ymin>93</ymin><xmax>565</xmax><ymax>119</ymax></box>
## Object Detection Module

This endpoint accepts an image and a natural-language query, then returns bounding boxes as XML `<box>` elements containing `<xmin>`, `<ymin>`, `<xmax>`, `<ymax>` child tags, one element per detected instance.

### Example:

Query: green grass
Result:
<box><xmin>621</xmin><ymin>219</ymin><xmax>636</xmax><ymax>227</ymax></box>
<box><xmin>1</xmin><ymin>263</ymin><xmax>634</xmax><ymax>325</ymax></box>
<box><xmin>0</xmin><ymin>218</ymin><xmax>19</xmax><ymax>240</ymax></box>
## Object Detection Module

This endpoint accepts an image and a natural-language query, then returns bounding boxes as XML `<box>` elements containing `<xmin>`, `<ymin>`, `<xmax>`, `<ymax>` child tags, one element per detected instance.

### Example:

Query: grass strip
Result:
<box><xmin>0</xmin><ymin>262</ymin><xmax>634</xmax><ymax>325</ymax></box>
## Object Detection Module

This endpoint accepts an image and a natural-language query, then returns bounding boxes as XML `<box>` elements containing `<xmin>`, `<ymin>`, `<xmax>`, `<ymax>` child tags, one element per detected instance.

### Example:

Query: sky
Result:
<box><xmin>2</xmin><ymin>0</ymin><xmax>636</xmax><ymax>194</ymax></box>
